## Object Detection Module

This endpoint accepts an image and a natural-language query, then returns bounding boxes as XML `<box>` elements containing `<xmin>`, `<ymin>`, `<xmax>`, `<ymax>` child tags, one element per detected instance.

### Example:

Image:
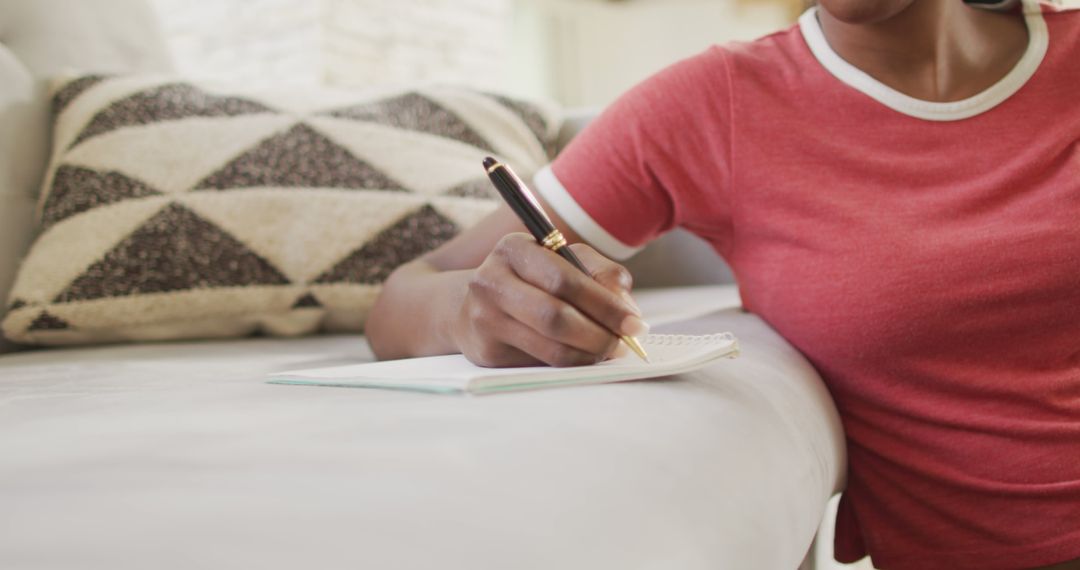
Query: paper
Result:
<box><xmin>267</xmin><ymin>333</ymin><xmax>739</xmax><ymax>395</ymax></box>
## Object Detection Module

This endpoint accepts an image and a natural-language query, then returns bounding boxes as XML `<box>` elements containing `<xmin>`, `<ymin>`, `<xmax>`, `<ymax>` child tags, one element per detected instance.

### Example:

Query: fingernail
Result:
<box><xmin>620</xmin><ymin>291</ymin><xmax>642</xmax><ymax>316</ymax></box>
<box><xmin>619</xmin><ymin>314</ymin><xmax>650</xmax><ymax>338</ymax></box>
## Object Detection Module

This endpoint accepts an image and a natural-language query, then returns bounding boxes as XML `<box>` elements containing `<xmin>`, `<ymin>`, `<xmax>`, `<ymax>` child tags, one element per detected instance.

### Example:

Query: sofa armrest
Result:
<box><xmin>0</xmin><ymin>192</ymin><xmax>35</xmax><ymax>353</ymax></box>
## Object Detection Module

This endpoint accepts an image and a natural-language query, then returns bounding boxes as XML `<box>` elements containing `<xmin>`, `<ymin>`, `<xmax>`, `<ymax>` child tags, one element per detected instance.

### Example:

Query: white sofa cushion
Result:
<box><xmin>0</xmin><ymin>286</ymin><xmax>845</xmax><ymax>570</ymax></box>
<box><xmin>0</xmin><ymin>0</ymin><xmax>171</xmax><ymax>79</ymax></box>
<box><xmin>0</xmin><ymin>45</ymin><xmax>38</xmax><ymax>199</ymax></box>
<box><xmin>0</xmin><ymin>0</ymin><xmax>172</xmax><ymax>208</ymax></box>
<box><xmin>0</xmin><ymin>47</ymin><xmax>37</xmax><ymax>353</ymax></box>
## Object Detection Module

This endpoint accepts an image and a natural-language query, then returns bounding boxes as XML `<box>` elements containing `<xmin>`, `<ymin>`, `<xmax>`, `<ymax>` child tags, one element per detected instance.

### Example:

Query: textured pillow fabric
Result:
<box><xmin>2</xmin><ymin>75</ymin><xmax>560</xmax><ymax>345</ymax></box>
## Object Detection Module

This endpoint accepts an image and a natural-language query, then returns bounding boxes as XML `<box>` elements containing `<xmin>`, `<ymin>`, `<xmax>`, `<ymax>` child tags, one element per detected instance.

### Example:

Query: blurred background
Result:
<box><xmin>149</xmin><ymin>0</ymin><xmax>801</xmax><ymax>108</ymax></box>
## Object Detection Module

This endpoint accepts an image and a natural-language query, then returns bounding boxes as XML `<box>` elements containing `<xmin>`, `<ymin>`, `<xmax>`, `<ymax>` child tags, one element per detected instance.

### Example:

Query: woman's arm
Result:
<box><xmin>366</xmin><ymin>202</ymin><xmax>647</xmax><ymax>367</ymax></box>
<box><xmin>367</xmin><ymin>40</ymin><xmax>719</xmax><ymax>365</ymax></box>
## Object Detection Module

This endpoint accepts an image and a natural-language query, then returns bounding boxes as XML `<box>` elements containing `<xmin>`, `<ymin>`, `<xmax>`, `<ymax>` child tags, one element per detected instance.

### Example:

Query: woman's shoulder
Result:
<box><xmin>1033</xmin><ymin>2</ymin><xmax>1080</xmax><ymax>83</ymax></box>
<box><xmin>1040</xmin><ymin>0</ymin><xmax>1080</xmax><ymax>18</ymax></box>
<box><xmin>709</xmin><ymin>23</ymin><xmax>823</xmax><ymax>96</ymax></box>
<box><xmin>718</xmin><ymin>23</ymin><xmax>807</xmax><ymax>68</ymax></box>
<box><xmin>713</xmin><ymin>24</ymin><xmax>840</xmax><ymax>98</ymax></box>
<box><xmin>1041</xmin><ymin>1</ymin><xmax>1080</xmax><ymax>32</ymax></box>
<box><xmin>632</xmin><ymin>23</ymin><xmax>809</xmax><ymax>106</ymax></box>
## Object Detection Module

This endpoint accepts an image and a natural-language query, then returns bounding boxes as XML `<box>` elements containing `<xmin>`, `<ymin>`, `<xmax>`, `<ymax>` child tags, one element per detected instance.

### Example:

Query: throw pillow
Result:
<box><xmin>2</xmin><ymin>75</ymin><xmax>560</xmax><ymax>345</ymax></box>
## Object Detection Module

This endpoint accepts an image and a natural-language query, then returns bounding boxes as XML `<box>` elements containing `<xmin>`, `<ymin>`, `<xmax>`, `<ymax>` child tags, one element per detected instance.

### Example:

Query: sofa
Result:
<box><xmin>0</xmin><ymin>1</ymin><xmax>847</xmax><ymax>568</ymax></box>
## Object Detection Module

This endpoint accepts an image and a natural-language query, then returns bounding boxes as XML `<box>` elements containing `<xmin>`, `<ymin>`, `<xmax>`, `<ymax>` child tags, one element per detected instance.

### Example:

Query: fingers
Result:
<box><xmin>456</xmin><ymin>233</ymin><xmax>646</xmax><ymax>368</ymax></box>
<box><xmin>494</xmin><ymin>234</ymin><xmax>648</xmax><ymax>339</ymax></box>
<box><xmin>496</xmin><ymin>279</ymin><xmax>622</xmax><ymax>357</ymax></box>
<box><xmin>467</xmin><ymin>249</ymin><xmax>620</xmax><ymax>358</ymax></box>
<box><xmin>460</xmin><ymin>335</ymin><xmax>542</xmax><ymax>368</ymax></box>
<box><xmin>458</xmin><ymin>301</ymin><xmax>614</xmax><ymax>368</ymax></box>
<box><xmin>497</xmin><ymin>313</ymin><xmax>611</xmax><ymax>367</ymax></box>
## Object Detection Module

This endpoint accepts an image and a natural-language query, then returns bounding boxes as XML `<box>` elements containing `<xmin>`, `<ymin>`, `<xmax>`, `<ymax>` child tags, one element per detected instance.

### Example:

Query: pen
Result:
<box><xmin>482</xmin><ymin>156</ymin><xmax>650</xmax><ymax>363</ymax></box>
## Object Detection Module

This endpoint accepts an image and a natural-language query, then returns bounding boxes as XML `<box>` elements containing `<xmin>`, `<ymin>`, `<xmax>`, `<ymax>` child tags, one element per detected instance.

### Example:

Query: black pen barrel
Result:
<box><xmin>485</xmin><ymin>164</ymin><xmax>555</xmax><ymax>240</ymax></box>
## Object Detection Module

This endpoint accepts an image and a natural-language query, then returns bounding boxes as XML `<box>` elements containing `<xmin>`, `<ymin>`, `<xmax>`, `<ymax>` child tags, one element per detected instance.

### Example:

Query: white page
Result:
<box><xmin>267</xmin><ymin>333</ymin><xmax>738</xmax><ymax>394</ymax></box>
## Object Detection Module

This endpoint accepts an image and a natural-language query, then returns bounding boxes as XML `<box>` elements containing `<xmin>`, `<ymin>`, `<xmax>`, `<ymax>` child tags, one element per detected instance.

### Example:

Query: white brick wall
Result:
<box><xmin>323</xmin><ymin>0</ymin><xmax>510</xmax><ymax>90</ymax></box>
<box><xmin>539</xmin><ymin>0</ymin><xmax>789</xmax><ymax>106</ymax></box>
<box><xmin>149</xmin><ymin>0</ymin><xmax>794</xmax><ymax>104</ymax></box>
<box><xmin>151</xmin><ymin>0</ymin><xmax>510</xmax><ymax>90</ymax></box>
<box><xmin>152</xmin><ymin>0</ymin><xmax>323</xmax><ymax>86</ymax></box>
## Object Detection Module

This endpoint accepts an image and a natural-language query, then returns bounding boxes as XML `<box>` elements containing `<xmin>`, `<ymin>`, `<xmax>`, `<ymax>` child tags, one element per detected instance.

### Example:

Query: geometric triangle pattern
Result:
<box><xmin>61</xmin><ymin>114</ymin><xmax>298</xmax><ymax>195</ymax></box>
<box><xmin>193</xmin><ymin>123</ymin><xmax>407</xmax><ymax>191</ymax></box>
<box><xmin>2</xmin><ymin>74</ymin><xmax>561</xmax><ymax>346</ymax></box>
<box><xmin>443</xmin><ymin>177</ymin><xmax>498</xmax><ymax>199</ymax></box>
<box><xmin>70</xmin><ymin>83</ymin><xmax>275</xmax><ymax>149</ymax></box>
<box><xmin>53</xmin><ymin>203</ymin><xmax>290</xmax><ymax>303</ymax></box>
<box><xmin>323</xmin><ymin>92</ymin><xmax>495</xmax><ymax>152</ymax></box>
<box><xmin>28</xmin><ymin>311</ymin><xmax>71</xmax><ymax>331</ymax></box>
<box><xmin>292</xmin><ymin>293</ymin><xmax>322</xmax><ymax>308</ymax></box>
<box><xmin>52</xmin><ymin>74</ymin><xmax>109</xmax><ymax>116</ymax></box>
<box><xmin>314</xmin><ymin>204</ymin><xmax>460</xmax><ymax>285</ymax></box>
<box><xmin>41</xmin><ymin>165</ymin><xmax>163</xmax><ymax>230</ymax></box>
<box><xmin>484</xmin><ymin>91</ymin><xmax>557</xmax><ymax>159</ymax></box>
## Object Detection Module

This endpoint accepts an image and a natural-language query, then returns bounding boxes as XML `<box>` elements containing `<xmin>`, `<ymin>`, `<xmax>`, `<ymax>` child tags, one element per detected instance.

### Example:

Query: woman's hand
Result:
<box><xmin>453</xmin><ymin>233</ymin><xmax>649</xmax><ymax>367</ymax></box>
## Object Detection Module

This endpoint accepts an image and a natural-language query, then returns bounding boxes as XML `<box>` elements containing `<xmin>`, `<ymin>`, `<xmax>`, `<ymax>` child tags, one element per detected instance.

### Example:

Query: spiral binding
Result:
<box><xmin>642</xmin><ymin>332</ymin><xmax>736</xmax><ymax>346</ymax></box>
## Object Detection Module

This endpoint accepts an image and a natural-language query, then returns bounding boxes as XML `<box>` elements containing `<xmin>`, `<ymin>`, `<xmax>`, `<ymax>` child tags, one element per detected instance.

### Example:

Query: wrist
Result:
<box><xmin>433</xmin><ymin>270</ymin><xmax>472</xmax><ymax>355</ymax></box>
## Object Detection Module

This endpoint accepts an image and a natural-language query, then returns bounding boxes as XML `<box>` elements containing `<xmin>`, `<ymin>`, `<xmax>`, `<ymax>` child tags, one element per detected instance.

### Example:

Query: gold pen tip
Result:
<box><xmin>622</xmin><ymin>335</ymin><xmax>650</xmax><ymax>363</ymax></box>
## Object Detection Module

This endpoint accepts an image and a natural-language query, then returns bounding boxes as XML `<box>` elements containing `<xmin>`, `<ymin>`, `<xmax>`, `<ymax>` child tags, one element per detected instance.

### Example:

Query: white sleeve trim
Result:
<box><xmin>531</xmin><ymin>165</ymin><xmax>643</xmax><ymax>261</ymax></box>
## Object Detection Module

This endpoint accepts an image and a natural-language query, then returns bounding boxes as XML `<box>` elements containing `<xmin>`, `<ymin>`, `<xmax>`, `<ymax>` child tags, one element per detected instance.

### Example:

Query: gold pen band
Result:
<box><xmin>541</xmin><ymin>228</ymin><xmax>648</xmax><ymax>361</ymax></box>
<box><xmin>483</xmin><ymin>155</ymin><xmax>650</xmax><ymax>363</ymax></box>
<box><xmin>541</xmin><ymin>229</ymin><xmax>567</xmax><ymax>252</ymax></box>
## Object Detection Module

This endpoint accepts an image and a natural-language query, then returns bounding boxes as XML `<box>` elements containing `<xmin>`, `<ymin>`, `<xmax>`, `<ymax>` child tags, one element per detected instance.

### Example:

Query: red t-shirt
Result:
<box><xmin>533</xmin><ymin>1</ymin><xmax>1080</xmax><ymax>568</ymax></box>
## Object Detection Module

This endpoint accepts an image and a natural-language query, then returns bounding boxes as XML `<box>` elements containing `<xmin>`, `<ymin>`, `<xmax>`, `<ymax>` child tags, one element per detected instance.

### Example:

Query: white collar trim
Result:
<box><xmin>798</xmin><ymin>0</ymin><xmax>1048</xmax><ymax>121</ymax></box>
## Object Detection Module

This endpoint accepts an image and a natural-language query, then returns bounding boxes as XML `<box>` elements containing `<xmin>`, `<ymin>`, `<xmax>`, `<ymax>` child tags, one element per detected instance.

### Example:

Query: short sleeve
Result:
<box><xmin>532</xmin><ymin>47</ymin><xmax>734</xmax><ymax>260</ymax></box>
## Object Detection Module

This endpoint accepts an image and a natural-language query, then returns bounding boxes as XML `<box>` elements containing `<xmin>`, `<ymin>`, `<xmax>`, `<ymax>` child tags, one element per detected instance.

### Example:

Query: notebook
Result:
<box><xmin>267</xmin><ymin>332</ymin><xmax>739</xmax><ymax>395</ymax></box>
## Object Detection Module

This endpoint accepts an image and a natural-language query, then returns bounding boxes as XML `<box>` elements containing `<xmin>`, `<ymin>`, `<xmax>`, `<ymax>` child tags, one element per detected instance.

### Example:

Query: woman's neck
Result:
<box><xmin>816</xmin><ymin>0</ymin><xmax>1029</xmax><ymax>102</ymax></box>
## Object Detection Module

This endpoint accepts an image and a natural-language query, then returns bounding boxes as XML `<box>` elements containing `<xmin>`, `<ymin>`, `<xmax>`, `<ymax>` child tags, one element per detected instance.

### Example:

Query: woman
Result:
<box><xmin>366</xmin><ymin>0</ymin><xmax>1080</xmax><ymax>567</ymax></box>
